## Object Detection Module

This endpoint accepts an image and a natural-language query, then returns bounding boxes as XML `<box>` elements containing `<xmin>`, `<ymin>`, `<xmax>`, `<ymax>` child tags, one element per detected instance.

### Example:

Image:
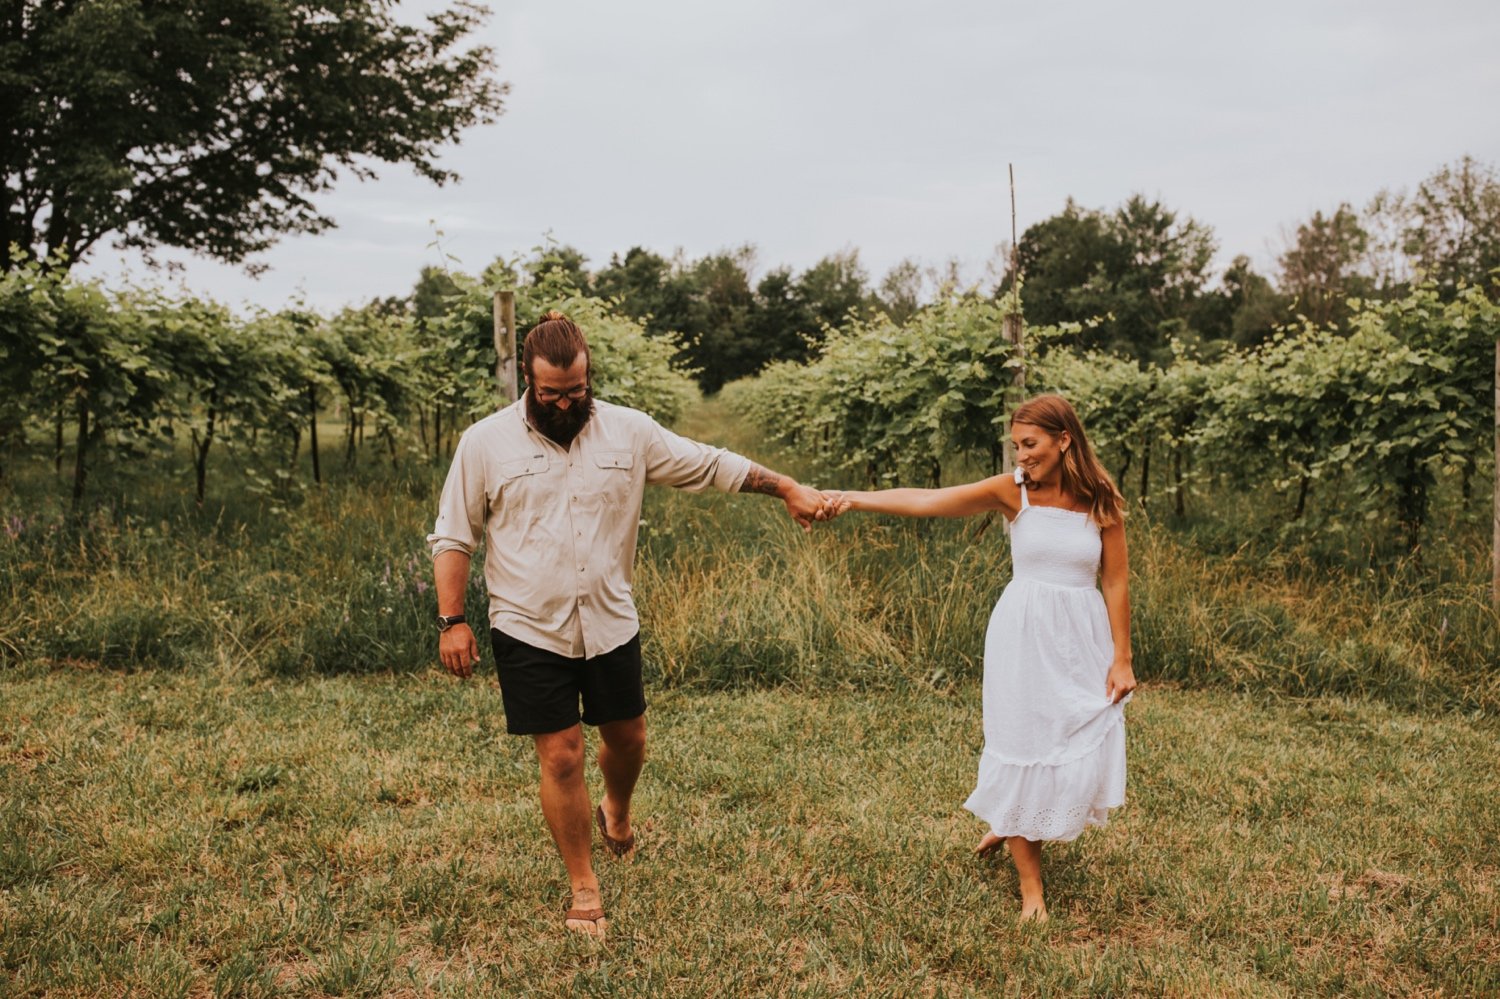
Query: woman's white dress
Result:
<box><xmin>962</xmin><ymin>469</ymin><xmax>1128</xmax><ymax>842</ymax></box>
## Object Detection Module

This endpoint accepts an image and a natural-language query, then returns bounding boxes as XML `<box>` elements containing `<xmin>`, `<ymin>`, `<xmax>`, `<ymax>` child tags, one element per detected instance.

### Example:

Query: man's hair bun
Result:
<box><xmin>524</xmin><ymin>310</ymin><xmax>589</xmax><ymax>377</ymax></box>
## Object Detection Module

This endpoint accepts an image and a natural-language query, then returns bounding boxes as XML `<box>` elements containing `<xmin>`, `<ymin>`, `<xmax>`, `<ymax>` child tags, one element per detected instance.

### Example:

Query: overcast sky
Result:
<box><xmin>78</xmin><ymin>0</ymin><xmax>1500</xmax><ymax>313</ymax></box>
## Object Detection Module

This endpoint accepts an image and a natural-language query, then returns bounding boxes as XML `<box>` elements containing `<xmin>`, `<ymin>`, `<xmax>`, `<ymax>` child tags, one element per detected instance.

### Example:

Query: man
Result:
<box><xmin>427</xmin><ymin>310</ymin><xmax>825</xmax><ymax>937</ymax></box>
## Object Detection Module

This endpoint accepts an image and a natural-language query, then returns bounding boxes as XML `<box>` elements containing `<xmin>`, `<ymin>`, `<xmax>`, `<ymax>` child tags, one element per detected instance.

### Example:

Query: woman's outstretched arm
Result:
<box><xmin>1098</xmin><ymin>519</ymin><xmax>1137</xmax><ymax>704</ymax></box>
<box><xmin>826</xmin><ymin>473</ymin><xmax>1018</xmax><ymax>520</ymax></box>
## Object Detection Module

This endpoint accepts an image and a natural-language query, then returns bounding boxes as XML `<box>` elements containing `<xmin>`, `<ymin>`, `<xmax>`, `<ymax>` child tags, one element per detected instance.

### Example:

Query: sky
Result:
<box><xmin>78</xmin><ymin>0</ymin><xmax>1500</xmax><ymax>313</ymax></box>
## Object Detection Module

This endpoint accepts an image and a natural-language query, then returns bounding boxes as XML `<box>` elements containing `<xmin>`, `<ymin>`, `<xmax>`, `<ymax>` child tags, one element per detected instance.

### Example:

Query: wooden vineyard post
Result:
<box><xmin>1000</xmin><ymin>164</ymin><xmax>1025</xmax><ymax>541</ymax></box>
<box><xmin>1493</xmin><ymin>337</ymin><xmax>1498</xmax><ymax>607</ymax></box>
<box><xmin>1002</xmin><ymin>162</ymin><xmax>1025</xmax><ymax>477</ymax></box>
<box><xmin>494</xmin><ymin>290</ymin><xmax>518</xmax><ymax>406</ymax></box>
<box><xmin>1003</xmin><ymin>309</ymin><xmax>1025</xmax><ymax>474</ymax></box>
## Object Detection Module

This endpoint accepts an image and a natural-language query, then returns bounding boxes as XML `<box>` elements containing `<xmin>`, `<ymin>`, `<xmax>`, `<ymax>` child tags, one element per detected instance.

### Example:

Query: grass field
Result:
<box><xmin>2</xmin><ymin>670</ymin><xmax>1497</xmax><ymax>997</ymax></box>
<box><xmin>2</xmin><ymin>399</ymin><xmax>1498</xmax><ymax>996</ymax></box>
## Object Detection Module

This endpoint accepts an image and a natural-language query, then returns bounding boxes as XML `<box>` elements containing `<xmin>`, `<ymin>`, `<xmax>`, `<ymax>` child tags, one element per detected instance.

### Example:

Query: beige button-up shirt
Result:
<box><xmin>427</xmin><ymin>397</ymin><xmax>752</xmax><ymax>658</ymax></box>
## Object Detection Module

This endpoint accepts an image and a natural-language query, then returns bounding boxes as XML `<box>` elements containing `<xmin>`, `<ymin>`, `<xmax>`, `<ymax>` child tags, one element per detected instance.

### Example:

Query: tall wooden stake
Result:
<box><xmin>1002</xmin><ymin>163</ymin><xmax>1025</xmax><ymax>476</ymax></box>
<box><xmin>1493</xmin><ymin>338</ymin><xmax>1498</xmax><ymax>607</ymax></box>
<box><xmin>494</xmin><ymin>290</ymin><xmax>517</xmax><ymax>405</ymax></box>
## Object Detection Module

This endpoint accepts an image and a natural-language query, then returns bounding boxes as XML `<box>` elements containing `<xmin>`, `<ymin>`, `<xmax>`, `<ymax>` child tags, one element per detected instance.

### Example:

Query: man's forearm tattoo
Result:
<box><xmin>740</xmin><ymin>464</ymin><xmax>784</xmax><ymax>496</ymax></box>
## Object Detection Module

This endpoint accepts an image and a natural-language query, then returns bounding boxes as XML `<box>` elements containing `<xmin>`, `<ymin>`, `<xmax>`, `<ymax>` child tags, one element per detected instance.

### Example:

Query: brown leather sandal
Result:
<box><xmin>595</xmin><ymin>804</ymin><xmax>636</xmax><ymax>859</ymax></box>
<box><xmin>564</xmin><ymin>906</ymin><xmax>606</xmax><ymax>936</ymax></box>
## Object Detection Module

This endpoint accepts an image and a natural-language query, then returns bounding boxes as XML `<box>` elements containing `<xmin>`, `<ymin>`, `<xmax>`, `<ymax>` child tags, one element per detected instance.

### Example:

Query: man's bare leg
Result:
<box><xmin>597</xmin><ymin>714</ymin><xmax>646</xmax><ymax>847</ymax></box>
<box><xmin>534</xmin><ymin>725</ymin><xmax>604</xmax><ymax>935</ymax></box>
<box><xmin>1007</xmin><ymin>836</ymin><xmax>1048</xmax><ymax>921</ymax></box>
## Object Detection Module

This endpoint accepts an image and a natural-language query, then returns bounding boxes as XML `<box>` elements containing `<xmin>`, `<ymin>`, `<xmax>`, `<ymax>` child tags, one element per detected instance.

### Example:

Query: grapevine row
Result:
<box><xmin>0</xmin><ymin>263</ymin><xmax>696</xmax><ymax>508</ymax></box>
<box><xmin>722</xmin><ymin>284</ymin><xmax>1498</xmax><ymax>549</ymax></box>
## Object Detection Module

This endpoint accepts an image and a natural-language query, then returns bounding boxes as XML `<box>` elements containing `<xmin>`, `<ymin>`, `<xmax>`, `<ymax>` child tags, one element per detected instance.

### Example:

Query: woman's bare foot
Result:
<box><xmin>1019</xmin><ymin>894</ymin><xmax>1049</xmax><ymax>923</ymax></box>
<box><xmin>1009</xmin><ymin>836</ymin><xmax>1047</xmax><ymax>923</ymax></box>
<box><xmin>975</xmin><ymin>832</ymin><xmax>1004</xmax><ymax>857</ymax></box>
<box><xmin>564</xmin><ymin>886</ymin><xmax>607</xmax><ymax>938</ymax></box>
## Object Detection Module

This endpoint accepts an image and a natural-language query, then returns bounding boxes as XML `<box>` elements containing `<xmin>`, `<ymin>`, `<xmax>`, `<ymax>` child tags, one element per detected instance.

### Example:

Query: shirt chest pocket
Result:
<box><xmin>500</xmin><ymin>454</ymin><xmax>550</xmax><ymax>479</ymax></box>
<box><xmin>497</xmin><ymin>455</ymin><xmax>551</xmax><ymax>506</ymax></box>
<box><xmin>592</xmin><ymin>450</ymin><xmax>635</xmax><ymax>501</ymax></box>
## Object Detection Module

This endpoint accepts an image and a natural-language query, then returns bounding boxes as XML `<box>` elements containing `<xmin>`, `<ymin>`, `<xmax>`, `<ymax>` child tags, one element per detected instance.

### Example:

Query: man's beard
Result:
<box><xmin>527</xmin><ymin>391</ymin><xmax>594</xmax><ymax>447</ymax></box>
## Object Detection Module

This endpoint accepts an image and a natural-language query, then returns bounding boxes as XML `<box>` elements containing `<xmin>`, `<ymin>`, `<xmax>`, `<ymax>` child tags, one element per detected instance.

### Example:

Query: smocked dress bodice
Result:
<box><xmin>1009</xmin><ymin>479</ymin><xmax>1101</xmax><ymax>589</ymax></box>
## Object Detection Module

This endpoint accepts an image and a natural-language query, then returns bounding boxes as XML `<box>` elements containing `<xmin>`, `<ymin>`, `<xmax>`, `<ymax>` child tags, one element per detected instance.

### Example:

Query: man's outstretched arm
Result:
<box><xmin>739</xmin><ymin>463</ymin><xmax>827</xmax><ymax>531</ymax></box>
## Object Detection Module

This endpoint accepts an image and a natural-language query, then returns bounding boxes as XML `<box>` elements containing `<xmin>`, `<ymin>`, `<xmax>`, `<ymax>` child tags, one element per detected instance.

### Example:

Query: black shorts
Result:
<box><xmin>490</xmin><ymin>629</ymin><xmax>646</xmax><ymax>736</ymax></box>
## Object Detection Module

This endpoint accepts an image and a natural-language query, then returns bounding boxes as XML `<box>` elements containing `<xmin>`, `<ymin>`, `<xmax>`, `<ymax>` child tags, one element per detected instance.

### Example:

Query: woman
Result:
<box><xmin>823</xmin><ymin>394</ymin><xmax>1135</xmax><ymax>921</ymax></box>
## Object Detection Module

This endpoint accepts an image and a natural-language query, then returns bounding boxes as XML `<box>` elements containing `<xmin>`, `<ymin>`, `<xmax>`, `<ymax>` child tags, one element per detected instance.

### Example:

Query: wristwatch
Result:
<box><xmin>437</xmin><ymin>613</ymin><xmax>466</xmax><ymax>632</ymax></box>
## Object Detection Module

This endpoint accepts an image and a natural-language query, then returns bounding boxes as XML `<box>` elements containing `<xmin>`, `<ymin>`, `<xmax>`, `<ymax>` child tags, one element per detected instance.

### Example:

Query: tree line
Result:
<box><xmin>394</xmin><ymin>158</ymin><xmax>1499</xmax><ymax>393</ymax></box>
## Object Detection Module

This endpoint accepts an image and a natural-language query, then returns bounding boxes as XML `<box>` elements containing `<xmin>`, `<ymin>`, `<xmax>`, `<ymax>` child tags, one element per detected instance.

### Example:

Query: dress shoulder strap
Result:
<box><xmin>1013</xmin><ymin>466</ymin><xmax>1029</xmax><ymax>509</ymax></box>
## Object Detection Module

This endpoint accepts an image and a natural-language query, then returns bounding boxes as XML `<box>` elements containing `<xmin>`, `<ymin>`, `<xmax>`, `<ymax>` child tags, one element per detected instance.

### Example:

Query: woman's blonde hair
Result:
<box><xmin>1012</xmin><ymin>394</ymin><xmax>1124</xmax><ymax>528</ymax></box>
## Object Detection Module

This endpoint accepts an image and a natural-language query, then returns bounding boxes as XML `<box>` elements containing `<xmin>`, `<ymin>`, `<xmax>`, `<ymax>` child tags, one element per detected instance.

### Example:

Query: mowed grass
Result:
<box><xmin>1</xmin><ymin>669</ymin><xmax>1497</xmax><ymax>997</ymax></box>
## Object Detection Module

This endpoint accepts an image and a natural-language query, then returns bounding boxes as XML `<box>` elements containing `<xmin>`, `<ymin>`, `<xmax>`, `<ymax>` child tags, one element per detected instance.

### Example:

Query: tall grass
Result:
<box><xmin>2</xmin><ymin>399</ymin><xmax>1496</xmax><ymax>715</ymax></box>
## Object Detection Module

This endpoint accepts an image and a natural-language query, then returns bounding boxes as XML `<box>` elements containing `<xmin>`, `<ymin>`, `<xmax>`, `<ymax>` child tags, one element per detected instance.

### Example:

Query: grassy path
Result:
<box><xmin>3</xmin><ymin>667</ymin><xmax>1496</xmax><ymax>997</ymax></box>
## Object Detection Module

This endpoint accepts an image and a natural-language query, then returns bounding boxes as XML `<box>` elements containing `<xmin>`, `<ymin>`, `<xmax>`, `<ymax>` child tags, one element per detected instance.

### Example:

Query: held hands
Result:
<box><xmin>440</xmin><ymin>624</ymin><xmax>480</xmax><ymax>679</ymax></box>
<box><xmin>790</xmin><ymin>487</ymin><xmax>853</xmax><ymax>528</ymax></box>
<box><xmin>818</xmin><ymin>490</ymin><xmax>853</xmax><ymax>520</ymax></box>
<box><xmin>781</xmin><ymin>482</ymin><xmax>828</xmax><ymax>531</ymax></box>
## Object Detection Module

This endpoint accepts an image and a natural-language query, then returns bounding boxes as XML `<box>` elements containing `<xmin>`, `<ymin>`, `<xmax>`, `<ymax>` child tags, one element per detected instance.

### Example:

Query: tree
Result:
<box><xmin>736</xmin><ymin>266</ymin><xmax>814</xmax><ymax>374</ymax></box>
<box><xmin>1278</xmin><ymin>204</ymin><xmax>1370</xmax><ymax>327</ymax></box>
<box><xmin>1219</xmin><ymin>255</ymin><xmax>1286</xmax><ymax>347</ymax></box>
<box><xmin>412</xmin><ymin>266</ymin><xmax>463</xmax><ymax>324</ymax></box>
<box><xmin>1013</xmin><ymin>199</ymin><xmax>1120</xmax><ymax>343</ymax></box>
<box><xmin>1359</xmin><ymin>188</ymin><xmax>1416</xmax><ymax>295</ymax></box>
<box><xmin>1110</xmin><ymin>195</ymin><xmax>1217</xmax><ymax>361</ymax></box>
<box><xmin>593</xmin><ymin>246</ymin><xmax>696</xmax><ymax>336</ymax></box>
<box><xmin>524</xmin><ymin>243</ymin><xmax>591</xmax><ymax>293</ymax></box>
<box><xmin>682</xmin><ymin>247</ymin><xmax>757</xmax><ymax>393</ymax></box>
<box><xmin>1403</xmin><ymin>156</ymin><xmax>1500</xmax><ymax>300</ymax></box>
<box><xmin>876</xmin><ymin>258</ymin><xmax>926</xmax><ymax>325</ymax></box>
<box><xmin>2</xmin><ymin>0</ymin><xmax>506</xmax><ymax>273</ymax></box>
<box><xmin>1015</xmin><ymin>196</ymin><xmax>1216</xmax><ymax>362</ymax></box>
<box><xmin>794</xmin><ymin>249</ymin><xmax>873</xmax><ymax>335</ymax></box>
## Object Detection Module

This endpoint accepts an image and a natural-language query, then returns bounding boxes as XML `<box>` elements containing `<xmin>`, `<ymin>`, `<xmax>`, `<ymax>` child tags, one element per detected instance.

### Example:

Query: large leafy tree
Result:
<box><xmin>1011</xmin><ymin>199</ymin><xmax>1122</xmax><ymax>337</ymax></box>
<box><xmin>1014</xmin><ymin>196</ymin><xmax>1216</xmax><ymax>362</ymax></box>
<box><xmin>1109</xmin><ymin>195</ymin><xmax>1217</xmax><ymax>359</ymax></box>
<box><xmin>594</xmin><ymin>246</ymin><xmax>695</xmax><ymax>336</ymax></box>
<box><xmin>742</xmin><ymin>266</ymin><xmax>813</xmax><ymax>368</ymax></box>
<box><xmin>2</xmin><ymin>0</ymin><xmax>506</xmax><ymax>272</ymax></box>
<box><xmin>794</xmin><ymin>249</ymin><xmax>872</xmax><ymax>333</ymax></box>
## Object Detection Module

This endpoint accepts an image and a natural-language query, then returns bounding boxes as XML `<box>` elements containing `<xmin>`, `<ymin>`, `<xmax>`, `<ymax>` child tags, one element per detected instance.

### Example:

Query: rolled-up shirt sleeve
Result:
<box><xmin>642</xmin><ymin>418</ymin><xmax>752</xmax><ymax>493</ymax></box>
<box><xmin>427</xmin><ymin>431</ymin><xmax>488</xmax><ymax>559</ymax></box>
